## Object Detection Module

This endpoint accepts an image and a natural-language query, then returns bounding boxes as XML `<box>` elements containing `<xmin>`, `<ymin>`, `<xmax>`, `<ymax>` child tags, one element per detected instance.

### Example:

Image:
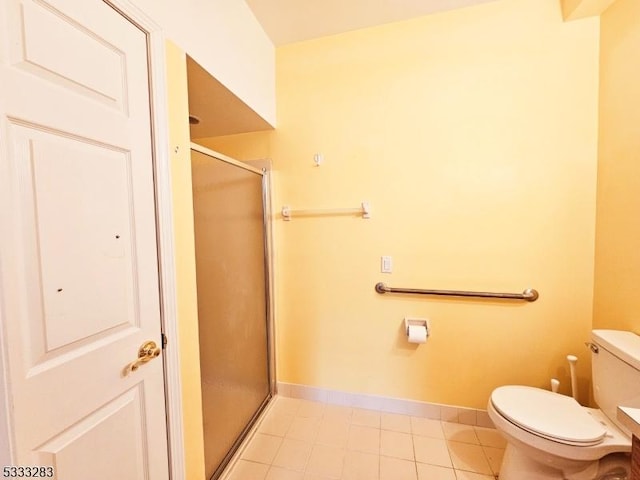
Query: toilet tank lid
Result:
<box><xmin>592</xmin><ymin>330</ymin><xmax>640</xmax><ymax>371</ymax></box>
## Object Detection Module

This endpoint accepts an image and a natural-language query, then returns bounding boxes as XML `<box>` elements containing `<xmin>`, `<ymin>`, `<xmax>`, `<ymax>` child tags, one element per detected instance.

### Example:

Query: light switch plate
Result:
<box><xmin>381</xmin><ymin>256</ymin><xmax>393</xmax><ymax>273</ymax></box>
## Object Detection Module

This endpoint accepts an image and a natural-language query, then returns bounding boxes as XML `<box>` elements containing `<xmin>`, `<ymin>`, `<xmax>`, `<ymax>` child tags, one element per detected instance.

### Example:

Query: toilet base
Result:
<box><xmin>499</xmin><ymin>445</ymin><xmax>630</xmax><ymax>480</ymax></box>
<box><xmin>499</xmin><ymin>444</ymin><xmax>566</xmax><ymax>480</ymax></box>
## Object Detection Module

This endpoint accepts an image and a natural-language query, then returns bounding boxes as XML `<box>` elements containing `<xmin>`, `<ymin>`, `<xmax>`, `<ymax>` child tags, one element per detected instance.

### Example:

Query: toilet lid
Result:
<box><xmin>491</xmin><ymin>386</ymin><xmax>607</xmax><ymax>446</ymax></box>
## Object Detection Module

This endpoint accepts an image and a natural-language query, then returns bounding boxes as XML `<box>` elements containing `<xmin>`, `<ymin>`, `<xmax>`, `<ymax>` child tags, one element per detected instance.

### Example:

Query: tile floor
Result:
<box><xmin>225</xmin><ymin>396</ymin><xmax>506</xmax><ymax>480</ymax></box>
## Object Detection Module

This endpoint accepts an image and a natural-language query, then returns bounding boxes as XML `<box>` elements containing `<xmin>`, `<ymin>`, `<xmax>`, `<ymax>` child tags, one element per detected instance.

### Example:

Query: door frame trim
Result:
<box><xmin>104</xmin><ymin>2</ymin><xmax>185</xmax><ymax>479</ymax></box>
<box><xmin>0</xmin><ymin>1</ymin><xmax>185</xmax><ymax>478</ymax></box>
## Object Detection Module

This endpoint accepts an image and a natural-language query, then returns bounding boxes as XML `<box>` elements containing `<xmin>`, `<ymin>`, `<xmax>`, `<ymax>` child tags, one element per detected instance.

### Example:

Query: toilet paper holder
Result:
<box><xmin>404</xmin><ymin>317</ymin><xmax>430</xmax><ymax>336</ymax></box>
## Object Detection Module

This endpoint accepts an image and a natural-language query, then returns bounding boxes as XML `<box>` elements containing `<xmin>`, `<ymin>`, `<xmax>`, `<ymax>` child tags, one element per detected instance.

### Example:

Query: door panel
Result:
<box><xmin>0</xmin><ymin>1</ymin><xmax>169</xmax><ymax>478</ymax></box>
<box><xmin>36</xmin><ymin>387</ymin><xmax>146</xmax><ymax>478</ymax></box>
<box><xmin>13</xmin><ymin>0</ymin><xmax>127</xmax><ymax>110</ymax></box>
<box><xmin>12</xmin><ymin>124</ymin><xmax>137</xmax><ymax>354</ymax></box>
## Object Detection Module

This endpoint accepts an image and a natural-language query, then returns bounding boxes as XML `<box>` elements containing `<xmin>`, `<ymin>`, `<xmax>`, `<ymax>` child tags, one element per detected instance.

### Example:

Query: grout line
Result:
<box><xmin>412</xmin><ymin>434</ymin><xmax>419</xmax><ymax>480</ymax></box>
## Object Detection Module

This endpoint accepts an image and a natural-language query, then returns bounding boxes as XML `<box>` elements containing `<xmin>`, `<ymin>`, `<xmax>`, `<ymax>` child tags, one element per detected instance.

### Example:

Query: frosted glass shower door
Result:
<box><xmin>191</xmin><ymin>147</ymin><xmax>271</xmax><ymax>480</ymax></box>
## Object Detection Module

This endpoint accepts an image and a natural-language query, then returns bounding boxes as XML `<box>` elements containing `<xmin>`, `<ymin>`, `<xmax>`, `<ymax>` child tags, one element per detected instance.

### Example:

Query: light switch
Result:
<box><xmin>381</xmin><ymin>256</ymin><xmax>393</xmax><ymax>273</ymax></box>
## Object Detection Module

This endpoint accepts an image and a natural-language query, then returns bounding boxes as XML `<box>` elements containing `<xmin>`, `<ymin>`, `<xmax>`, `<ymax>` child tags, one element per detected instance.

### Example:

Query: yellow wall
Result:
<box><xmin>165</xmin><ymin>41</ymin><xmax>205</xmax><ymax>480</ymax></box>
<box><xmin>202</xmin><ymin>0</ymin><xmax>600</xmax><ymax>409</ymax></box>
<box><xmin>593</xmin><ymin>0</ymin><xmax>640</xmax><ymax>333</ymax></box>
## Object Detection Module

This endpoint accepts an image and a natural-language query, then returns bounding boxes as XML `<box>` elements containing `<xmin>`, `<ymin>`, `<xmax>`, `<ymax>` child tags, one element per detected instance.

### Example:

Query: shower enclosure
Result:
<box><xmin>190</xmin><ymin>144</ymin><xmax>274</xmax><ymax>480</ymax></box>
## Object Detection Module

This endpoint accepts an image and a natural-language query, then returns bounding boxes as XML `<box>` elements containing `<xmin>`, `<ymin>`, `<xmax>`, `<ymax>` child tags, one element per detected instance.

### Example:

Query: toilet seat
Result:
<box><xmin>491</xmin><ymin>386</ymin><xmax>607</xmax><ymax>446</ymax></box>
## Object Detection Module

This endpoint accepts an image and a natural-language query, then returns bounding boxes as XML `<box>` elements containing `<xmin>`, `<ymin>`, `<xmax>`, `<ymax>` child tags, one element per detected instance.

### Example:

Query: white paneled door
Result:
<box><xmin>0</xmin><ymin>1</ymin><xmax>170</xmax><ymax>479</ymax></box>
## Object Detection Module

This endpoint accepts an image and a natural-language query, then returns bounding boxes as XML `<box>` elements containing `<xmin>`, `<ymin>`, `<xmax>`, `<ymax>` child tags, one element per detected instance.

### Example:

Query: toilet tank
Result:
<box><xmin>591</xmin><ymin>329</ymin><xmax>640</xmax><ymax>435</ymax></box>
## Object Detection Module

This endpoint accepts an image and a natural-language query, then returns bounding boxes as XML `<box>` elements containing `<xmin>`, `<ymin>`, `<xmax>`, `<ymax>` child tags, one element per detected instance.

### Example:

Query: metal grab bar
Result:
<box><xmin>375</xmin><ymin>282</ymin><xmax>539</xmax><ymax>302</ymax></box>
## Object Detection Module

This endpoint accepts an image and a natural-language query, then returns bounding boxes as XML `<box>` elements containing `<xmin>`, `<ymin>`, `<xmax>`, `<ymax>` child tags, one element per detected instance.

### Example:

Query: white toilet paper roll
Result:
<box><xmin>407</xmin><ymin>325</ymin><xmax>427</xmax><ymax>344</ymax></box>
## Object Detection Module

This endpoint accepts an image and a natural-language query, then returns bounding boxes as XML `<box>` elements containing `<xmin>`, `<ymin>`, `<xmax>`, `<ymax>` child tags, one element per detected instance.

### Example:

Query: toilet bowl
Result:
<box><xmin>488</xmin><ymin>330</ymin><xmax>640</xmax><ymax>480</ymax></box>
<box><xmin>488</xmin><ymin>386</ymin><xmax>630</xmax><ymax>479</ymax></box>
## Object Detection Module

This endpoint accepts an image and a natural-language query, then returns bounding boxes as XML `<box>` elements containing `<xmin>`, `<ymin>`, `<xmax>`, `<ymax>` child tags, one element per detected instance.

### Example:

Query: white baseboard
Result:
<box><xmin>276</xmin><ymin>382</ymin><xmax>494</xmax><ymax>428</ymax></box>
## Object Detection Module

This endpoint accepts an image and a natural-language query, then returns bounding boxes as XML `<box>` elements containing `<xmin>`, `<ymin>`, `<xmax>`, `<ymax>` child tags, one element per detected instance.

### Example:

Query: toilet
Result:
<box><xmin>488</xmin><ymin>330</ymin><xmax>640</xmax><ymax>480</ymax></box>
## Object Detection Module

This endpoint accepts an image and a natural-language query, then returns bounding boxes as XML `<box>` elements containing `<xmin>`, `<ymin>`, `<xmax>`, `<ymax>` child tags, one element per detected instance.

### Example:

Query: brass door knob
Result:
<box><xmin>125</xmin><ymin>341</ymin><xmax>161</xmax><ymax>375</ymax></box>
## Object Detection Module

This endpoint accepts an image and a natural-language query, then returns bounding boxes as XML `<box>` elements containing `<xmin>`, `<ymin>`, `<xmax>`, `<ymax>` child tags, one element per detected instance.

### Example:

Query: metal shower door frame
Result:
<box><xmin>190</xmin><ymin>142</ymin><xmax>276</xmax><ymax>479</ymax></box>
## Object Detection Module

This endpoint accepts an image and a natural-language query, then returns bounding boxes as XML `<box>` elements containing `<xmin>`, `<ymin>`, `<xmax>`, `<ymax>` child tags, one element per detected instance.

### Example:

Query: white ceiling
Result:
<box><xmin>245</xmin><ymin>0</ymin><xmax>499</xmax><ymax>46</ymax></box>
